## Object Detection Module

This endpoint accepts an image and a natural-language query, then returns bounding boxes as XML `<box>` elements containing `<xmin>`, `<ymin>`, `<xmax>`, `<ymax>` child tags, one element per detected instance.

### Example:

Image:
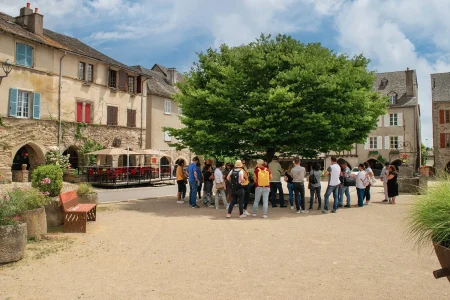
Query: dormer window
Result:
<box><xmin>381</xmin><ymin>78</ymin><xmax>388</xmax><ymax>87</ymax></box>
<box><xmin>389</xmin><ymin>95</ymin><xmax>396</xmax><ymax>105</ymax></box>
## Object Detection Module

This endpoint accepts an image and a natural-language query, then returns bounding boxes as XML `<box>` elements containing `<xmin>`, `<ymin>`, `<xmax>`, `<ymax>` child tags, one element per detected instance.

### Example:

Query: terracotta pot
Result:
<box><xmin>19</xmin><ymin>207</ymin><xmax>47</xmax><ymax>240</ymax></box>
<box><xmin>420</xmin><ymin>167</ymin><xmax>430</xmax><ymax>177</ymax></box>
<box><xmin>433</xmin><ymin>243</ymin><xmax>450</xmax><ymax>282</ymax></box>
<box><xmin>0</xmin><ymin>222</ymin><xmax>27</xmax><ymax>263</ymax></box>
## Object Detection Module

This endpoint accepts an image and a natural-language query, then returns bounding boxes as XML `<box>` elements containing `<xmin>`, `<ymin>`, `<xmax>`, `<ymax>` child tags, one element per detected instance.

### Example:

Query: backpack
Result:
<box><xmin>309</xmin><ymin>171</ymin><xmax>318</xmax><ymax>185</ymax></box>
<box><xmin>230</xmin><ymin>169</ymin><xmax>242</xmax><ymax>191</ymax></box>
<box><xmin>257</xmin><ymin>168</ymin><xmax>270</xmax><ymax>186</ymax></box>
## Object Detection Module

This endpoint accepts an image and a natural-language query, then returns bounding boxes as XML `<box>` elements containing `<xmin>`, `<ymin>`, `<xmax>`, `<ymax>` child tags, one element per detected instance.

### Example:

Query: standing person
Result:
<box><xmin>381</xmin><ymin>162</ymin><xmax>391</xmax><ymax>203</ymax></box>
<box><xmin>214</xmin><ymin>162</ymin><xmax>227</xmax><ymax>209</ymax></box>
<box><xmin>339</xmin><ymin>162</ymin><xmax>352</xmax><ymax>208</ymax></box>
<box><xmin>363</xmin><ymin>162</ymin><xmax>374</xmax><ymax>205</ymax></box>
<box><xmin>202</xmin><ymin>164</ymin><xmax>214</xmax><ymax>207</ymax></box>
<box><xmin>268</xmin><ymin>156</ymin><xmax>286</xmax><ymax>207</ymax></box>
<box><xmin>285</xmin><ymin>163</ymin><xmax>295</xmax><ymax>209</ymax></box>
<box><xmin>323</xmin><ymin>156</ymin><xmax>341</xmax><ymax>213</ymax></box>
<box><xmin>291</xmin><ymin>158</ymin><xmax>308</xmax><ymax>213</ymax></box>
<box><xmin>196</xmin><ymin>162</ymin><xmax>203</xmax><ymax>200</ymax></box>
<box><xmin>387</xmin><ymin>165</ymin><xmax>399</xmax><ymax>204</ymax></box>
<box><xmin>176</xmin><ymin>159</ymin><xmax>187</xmax><ymax>204</ymax></box>
<box><xmin>309</xmin><ymin>162</ymin><xmax>322</xmax><ymax>210</ymax></box>
<box><xmin>187</xmin><ymin>157</ymin><xmax>200</xmax><ymax>208</ymax></box>
<box><xmin>253</xmin><ymin>159</ymin><xmax>272</xmax><ymax>218</ymax></box>
<box><xmin>242</xmin><ymin>160</ymin><xmax>251</xmax><ymax>216</ymax></box>
<box><xmin>226</xmin><ymin>160</ymin><xmax>247</xmax><ymax>218</ymax></box>
<box><xmin>223</xmin><ymin>163</ymin><xmax>232</xmax><ymax>209</ymax></box>
<box><xmin>356</xmin><ymin>164</ymin><xmax>368</xmax><ymax>207</ymax></box>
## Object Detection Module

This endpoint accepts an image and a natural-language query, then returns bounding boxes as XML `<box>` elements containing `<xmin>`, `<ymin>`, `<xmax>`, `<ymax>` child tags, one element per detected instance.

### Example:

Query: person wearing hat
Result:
<box><xmin>226</xmin><ymin>160</ymin><xmax>247</xmax><ymax>218</ymax></box>
<box><xmin>380</xmin><ymin>161</ymin><xmax>391</xmax><ymax>203</ymax></box>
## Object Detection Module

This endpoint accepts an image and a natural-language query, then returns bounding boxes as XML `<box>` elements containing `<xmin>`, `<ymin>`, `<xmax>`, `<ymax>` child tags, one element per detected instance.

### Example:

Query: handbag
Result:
<box><xmin>344</xmin><ymin>177</ymin><xmax>356</xmax><ymax>187</ymax></box>
<box><xmin>216</xmin><ymin>182</ymin><xmax>225</xmax><ymax>190</ymax></box>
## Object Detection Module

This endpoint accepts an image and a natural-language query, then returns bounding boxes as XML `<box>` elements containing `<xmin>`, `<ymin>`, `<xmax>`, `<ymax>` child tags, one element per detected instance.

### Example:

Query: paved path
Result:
<box><xmin>97</xmin><ymin>184</ymin><xmax>176</xmax><ymax>203</ymax></box>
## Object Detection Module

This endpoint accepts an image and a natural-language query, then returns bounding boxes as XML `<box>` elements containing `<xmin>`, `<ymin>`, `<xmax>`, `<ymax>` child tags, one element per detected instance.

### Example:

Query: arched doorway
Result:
<box><xmin>160</xmin><ymin>156</ymin><xmax>171</xmax><ymax>177</ymax></box>
<box><xmin>392</xmin><ymin>159</ymin><xmax>403</xmax><ymax>171</ymax></box>
<box><xmin>11</xmin><ymin>143</ymin><xmax>45</xmax><ymax>182</ymax></box>
<box><xmin>337</xmin><ymin>158</ymin><xmax>352</xmax><ymax>170</ymax></box>
<box><xmin>365</xmin><ymin>159</ymin><xmax>383</xmax><ymax>176</ymax></box>
<box><xmin>62</xmin><ymin>146</ymin><xmax>79</xmax><ymax>170</ymax></box>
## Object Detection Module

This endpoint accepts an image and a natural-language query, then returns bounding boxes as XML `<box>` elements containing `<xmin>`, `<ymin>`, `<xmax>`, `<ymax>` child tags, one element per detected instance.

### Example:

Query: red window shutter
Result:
<box><xmin>85</xmin><ymin>103</ymin><xmax>91</xmax><ymax>123</ymax></box>
<box><xmin>76</xmin><ymin>102</ymin><xmax>83</xmax><ymax>122</ymax></box>
<box><xmin>440</xmin><ymin>133</ymin><xmax>446</xmax><ymax>148</ymax></box>
<box><xmin>440</xmin><ymin>110</ymin><xmax>445</xmax><ymax>124</ymax></box>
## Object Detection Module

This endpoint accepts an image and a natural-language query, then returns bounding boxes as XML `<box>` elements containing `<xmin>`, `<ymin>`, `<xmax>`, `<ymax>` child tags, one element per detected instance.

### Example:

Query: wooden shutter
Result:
<box><xmin>132</xmin><ymin>110</ymin><xmax>136</xmax><ymax>127</ymax></box>
<box><xmin>16</xmin><ymin>44</ymin><xmax>26</xmax><ymax>66</ymax></box>
<box><xmin>112</xmin><ymin>107</ymin><xmax>118</xmax><ymax>125</ymax></box>
<box><xmin>107</xmin><ymin>106</ymin><xmax>118</xmax><ymax>125</ymax></box>
<box><xmin>118</xmin><ymin>70</ymin><xmax>127</xmax><ymax>91</ymax></box>
<box><xmin>385</xmin><ymin>136</ymin><xmax>390</xmax><ymax>150</ymax></box>
<box><xmin>364</xmin><ymin>138</ymin><xmax>369</xmax><ymax>150</ymax></box>
<box><xmin>440</xmin><ymin>110</ymin><xmax>445</xmax><ymax>124</ymax></box>
<box><xmin>127</xmin><ymin>109</ymin><xmax>136</xmax><ymax>127</ymax></box>
<box><xmin>136</xmin><ymin>76</ymin><xmax>142</xmax><ymax>93</ymax></box>
<box><xmin>9</xmin><ymin>88</ymin><xmax>18</xmax><ymax>117</ymax></box>
<box><xmin>377</xmin><ymin>136</ymin><xmax>382</xmax><ymax>150</ymax></box>
<box><xmin>25</xmin><ymin>45</ymin><xmax>33</xmax><ymax>67</ymax></box>
<box><xmin>32</xmin><ymin>92</ymin><xmax>41</xmax><ymax>119</ymax></box>
<box><xmin>441</xmin><ymin>133</ymin><xmax>446</xmax><ymax>148</ymax></box>
<box><xmin>85</xmin><ymin>103</ymin><xmax>91</xmax><ymax>123</ymax></box>
<box><xmin>384</xmin><ymin>114</ymin><xmax>390</xmax><ymax>127</ymax></box>
<box><xmin>76</xmin><ymin>102</ymin><xmax>83</xmax><ymax>122</ymax></box>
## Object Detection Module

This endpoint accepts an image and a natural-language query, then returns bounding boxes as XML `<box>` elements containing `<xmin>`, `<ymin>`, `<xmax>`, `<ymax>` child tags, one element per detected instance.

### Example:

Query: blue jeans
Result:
<box><xmin>324</xmin><ymin>185</ymin><xmax>339</xmax><ymax>211</ymax></box>
<box><xmin>253</xmin><ymin>187</ymin><xmax>270</xmax><ymax>215</ymax></box>
<box><xmin>189</xmin><ymin>180</ymin><xmax>198</xmax><ymax>207</ymax></box>
<box><xmin>339</xmin><ymin>186</ymin><xmax>351</xmax><ymax>205</ymax></box>
<box><xmin>270</xmin><ymin>182</ymin><xmax>285</xmax><ymax>206</ymax></box>
<box><xmin>310</xmin><ymin>186</ymin><xmax>322</xmax><ymax>209</ymax></box>
<box><xmin>357</xmin><ymin>188</ymin><xmax>365</xmax><ymax>207</ymax></box>
<box><xmin>287</xmin><ymin>183</ymin><xmax>294</xmax><ymax>206</ymax></box>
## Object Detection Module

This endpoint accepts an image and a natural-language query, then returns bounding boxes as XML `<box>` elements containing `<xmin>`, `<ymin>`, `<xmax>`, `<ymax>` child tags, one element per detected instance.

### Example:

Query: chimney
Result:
<box><xmin>15</xmin><ymin>3</ymin><xmax>44</xmax><ymax>36</ymax></box>
<box><xmin>167</xmin><ymin>68</ymin><xmax>177</xmax><ymax>85</ymax></box>
<box><xmin>405</xmin><ymin>67</ymin><xmax>414</xmax><ymax>97</ymax></box>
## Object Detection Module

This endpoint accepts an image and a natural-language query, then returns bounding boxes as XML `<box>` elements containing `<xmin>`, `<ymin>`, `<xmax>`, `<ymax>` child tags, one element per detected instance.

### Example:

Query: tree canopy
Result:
<box><xmin>166</xmin><ymin>34</ymin><xmax>387</xmax><ymax>160</ymax></box>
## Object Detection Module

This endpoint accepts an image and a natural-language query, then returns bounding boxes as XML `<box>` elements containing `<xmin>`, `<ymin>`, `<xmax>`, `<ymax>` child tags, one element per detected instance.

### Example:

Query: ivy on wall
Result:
<box><xmin>74</xmin><ymin>123</ymin><xmax>104</xmax><ymax>166</ymax></box>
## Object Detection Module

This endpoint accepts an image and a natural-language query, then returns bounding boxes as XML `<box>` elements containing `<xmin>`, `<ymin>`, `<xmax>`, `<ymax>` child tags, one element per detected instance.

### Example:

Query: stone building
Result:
<box><xmin>431</xmin><ymin>72</ymin><xmax>450</xmax><ymax>171</ymax></box>
<box><xmin>0</xmin><ymin>4</ymin><xmax>149</xmax><ymax>181</ymax></box>
<box><xmin>325</xmin><ymin>69</ymin><xmax>421</xmax><ymax>174</ymax></box>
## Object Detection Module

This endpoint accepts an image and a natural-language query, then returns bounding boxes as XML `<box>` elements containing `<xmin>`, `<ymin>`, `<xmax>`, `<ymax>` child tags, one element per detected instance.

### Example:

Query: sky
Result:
<box><xmin>2</xmin><ymin>0</ymin><xmax>450</xmax><ymax>147</ymax></box>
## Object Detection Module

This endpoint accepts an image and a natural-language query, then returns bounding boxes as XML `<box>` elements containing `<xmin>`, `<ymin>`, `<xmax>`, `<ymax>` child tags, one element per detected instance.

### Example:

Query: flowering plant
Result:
<box><xmin>401</xmin><ymin>153</ymin><xmax>409</xmax><ymax>159</ymax></box>
<box><xmin>45</xmin><ymin>147</ymin><xmax>71</xmax><ymax>170</ymax></box>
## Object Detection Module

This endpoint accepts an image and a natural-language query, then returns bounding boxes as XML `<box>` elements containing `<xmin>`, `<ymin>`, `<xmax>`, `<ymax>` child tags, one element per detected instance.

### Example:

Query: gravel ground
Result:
<box><xmin>0</xmin><ymin>186</ymin><xmax>448</xmax><ymax>300</ymax></box>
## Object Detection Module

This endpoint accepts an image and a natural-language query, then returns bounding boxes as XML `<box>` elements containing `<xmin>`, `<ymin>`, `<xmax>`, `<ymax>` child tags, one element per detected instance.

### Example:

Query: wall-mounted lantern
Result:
<box><xmin>0</xmin><ymin>59</ymin><xmax>12</xmax><ymax>85</ymax></box>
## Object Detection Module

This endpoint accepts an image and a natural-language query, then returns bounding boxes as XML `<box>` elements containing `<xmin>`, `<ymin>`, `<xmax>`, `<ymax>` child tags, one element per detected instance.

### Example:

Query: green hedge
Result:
<box><xmin>31</xmin><ymin>165</ymin><xmax>63</xmax><ymax>197</ymax></box>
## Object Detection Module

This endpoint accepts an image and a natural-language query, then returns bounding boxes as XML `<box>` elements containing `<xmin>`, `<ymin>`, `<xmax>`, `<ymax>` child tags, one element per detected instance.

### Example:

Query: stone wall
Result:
<box><xmin>0</xmin><ymin>117</ymin><xmax>145</xmax><ymax>181</ymax></box>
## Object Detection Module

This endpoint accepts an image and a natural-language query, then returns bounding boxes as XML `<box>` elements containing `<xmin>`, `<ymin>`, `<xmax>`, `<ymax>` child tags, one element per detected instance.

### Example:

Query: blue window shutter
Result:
<box><xmin>25</xmin><ymin>45</ymin><xmax>33</xmax><ymax>67</ymax></box>
<box><xmin>16</xmin><ymin>44</ymin><xmax>26</xmax><ymax>66</ymax></box>
<box><xmin>33</xmin><ymin>92</ymin><xmax>41</xmax><ymax>119</ymax></box>
<box><xmin>9</xmin><ymin>88</ymin><xmax>18</xmax><ymax>117</ymax></box>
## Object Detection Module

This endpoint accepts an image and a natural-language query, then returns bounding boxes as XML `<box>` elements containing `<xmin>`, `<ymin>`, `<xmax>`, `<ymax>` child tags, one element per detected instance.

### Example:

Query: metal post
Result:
<box><xmin>58</xmin><ymin>52</ymin><xmax>66</xmax><ymax>147</ymax></box>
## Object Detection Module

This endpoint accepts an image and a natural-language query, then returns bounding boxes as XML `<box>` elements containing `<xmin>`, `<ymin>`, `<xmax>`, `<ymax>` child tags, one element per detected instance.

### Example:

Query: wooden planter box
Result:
<box><xmin>0</xmin><ymin>223</ymin><xmax>27</xmax><ymax>264</ymax></box>
<box><xmin>434</xmin><ymin>243</ymin><xmax>450</xmax><ymax>282</ymax></box>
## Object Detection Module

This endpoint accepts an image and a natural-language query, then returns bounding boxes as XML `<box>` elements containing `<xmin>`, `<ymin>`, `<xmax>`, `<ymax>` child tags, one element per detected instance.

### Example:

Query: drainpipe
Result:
<box><xmin>140</xmin><ymin>77</ymin><xmax>151</xmax><ymax>149</ymax></box>
<box><xmin>58</xmin><ymin>52</ymin><xmax>66</xmax><ymax>148</ymax></box>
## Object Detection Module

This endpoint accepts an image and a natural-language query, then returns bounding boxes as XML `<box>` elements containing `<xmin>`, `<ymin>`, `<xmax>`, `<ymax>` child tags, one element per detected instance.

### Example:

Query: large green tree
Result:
<box><xmin>166</xmin><ymin>34</ymin><xmax>387</xmax><ymax>161</ymax></box>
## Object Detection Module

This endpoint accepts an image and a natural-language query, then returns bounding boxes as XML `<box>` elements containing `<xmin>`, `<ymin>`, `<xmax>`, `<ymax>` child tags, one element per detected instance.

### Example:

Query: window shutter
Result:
<box><xmin>113</xmin><ymin>107</ymin><xmax>118</xmax><ymax>125</ymax></box>
<box><xmin>25</xmin><ymin>45</ymin><xmax>33</xmax><ymax>67</ymax></box>
<box><xmin>136</xmin><ymin>76</ymin><xmax>142</xmax><ymax>93</ymax></box>
<box><xmin>76</xmin><ymin>103</ymin><xmax>83</xmax><ymax>122</ymax></box>
<box><xmin>364</xmin><ymin>138</ymin><xmax>369</xmax><ymax>150</ymax></box>
<box><xmin>377</xmin><ymin>136</ymin><xmax>382</xmax><ymax>150</ymax></box>
<box><xmin>85</xmin><ymin>103</ymin><xmax>91</xmax><ymax>123</ymax></box>
<box><xmin>385</xmin><ymin>136</ymin><xmax>390</xmax><ymax>150</ymax></box>
<box><xmin>107</xmin><ymin>106</ymin><xmax>111</xmax><ymax>125</ymax></box>
<box><xmin>132</xmin><ymin>110</ymin><xmax>136</xmax><ymax>127</ymax></box>
<box><xmin>398</xmin><ymin>113</ymin><xmax>403</xmax><ymax>127</ymax></box>
<box><xmin>441</xmin><ymin>133</ymin><xmax>446</xmax><ymax>148</ymax></box>
<box><xmin>32</xmin><ymin>92</ymin><xmax>41</xmax><ymax>119</ymax></box>
<box><xmin>384</xmin><ymin>114</ymin><xmax>390</xmax><ymax>127</ymax></box>
<box><xmin>118</xmin><ymin>70</ymin><xmax>127</xmax><ymax>91</ymax></box>
<box><xmin>16</xmin><ymin>44</ymin><xmax>26</xmax><ymax>66</ymax></box>
<box><xmin>440</xmin><ymin>110</ymin><xmax>445</xmax><ymax>124</ymax></box>
<box><xmin>164</xmin><ymin>131</ymin><xmax>171</xmax><ymax>142</ymax></box>
<box><xmin>398</xmin><ymin>136</ymin><xmax>404</xmax><ymax>150</ymax></box>
<box><xmin>9</xmin><ymin>88</ymin><xmax>18</xmax><ymax>117</ymax></box>
<box><xmin>377</xmin><ymin>117</ymin><xmax>382</xmax><ymax>127</ymax></box>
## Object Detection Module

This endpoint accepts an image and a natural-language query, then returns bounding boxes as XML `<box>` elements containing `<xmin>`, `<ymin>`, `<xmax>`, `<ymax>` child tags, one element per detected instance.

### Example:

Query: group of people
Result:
<box><xmin>174</xmin><ymin>155</ymin><xmax>399</xmax><ymax>218</ymax></box>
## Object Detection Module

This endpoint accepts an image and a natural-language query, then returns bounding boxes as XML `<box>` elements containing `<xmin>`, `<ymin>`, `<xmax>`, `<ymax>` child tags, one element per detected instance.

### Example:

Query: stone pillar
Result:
<box><xmin>22</xmin><ymin>170</ymin><xmax>29</xmax><ymax>182</ymax></box>
<box><xmin>112</xmin><ymin>156</ymin><xmax>119</xmax><ymax>168</ymax></box>
<box><xmin>0</xmin><ymin>168</ymin><xmax>12</xmax><ymax>183</ymax></box>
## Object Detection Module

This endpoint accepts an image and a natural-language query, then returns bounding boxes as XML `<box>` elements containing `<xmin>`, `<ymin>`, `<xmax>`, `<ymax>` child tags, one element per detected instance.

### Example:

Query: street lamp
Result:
<box><xmin>0</xmin><ymin>59</ymin><xmax>12</xmax><ymax>85</ymax></box>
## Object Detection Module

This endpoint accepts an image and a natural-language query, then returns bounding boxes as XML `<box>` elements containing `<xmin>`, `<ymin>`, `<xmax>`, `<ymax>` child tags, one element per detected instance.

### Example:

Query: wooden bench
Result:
<box><xmin>59</xmin><ymin>190</ymin><xmax>97</xmax><ymax>233</ymax></box>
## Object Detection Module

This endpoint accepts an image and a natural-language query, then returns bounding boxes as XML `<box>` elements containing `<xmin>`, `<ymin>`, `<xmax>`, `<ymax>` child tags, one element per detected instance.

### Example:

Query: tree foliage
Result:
<box><xmin>166</xmin><ymin>34</ymin><xmax>387</xmax><ymax>160</ymax></box>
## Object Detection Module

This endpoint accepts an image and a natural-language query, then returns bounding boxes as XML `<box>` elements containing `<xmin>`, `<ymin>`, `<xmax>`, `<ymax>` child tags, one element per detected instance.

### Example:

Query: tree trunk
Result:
<box><xmin>266</xmin><ymin>148</ymin><xmax>276</xmax><ymax>164</ymax></box>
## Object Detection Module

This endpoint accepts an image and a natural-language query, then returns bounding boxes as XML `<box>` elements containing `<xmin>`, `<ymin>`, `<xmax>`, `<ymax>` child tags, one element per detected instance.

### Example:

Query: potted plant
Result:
<box><xmin>401</xmin><ymin>153</ymin><xmax>409</xmax><ymax>163</ymax></box>
<box><xmin>77</xmin><ymin>183</ymin><xmax>98</xmax><ymax>204</ymax></box>
<box><xmin>22</xmin><ymin>164</ymin><xmax>27</xmax><ymax>171</ymax></box>
<box><xmin>0</xmin><ymin>190</ymin><xmax>27</xmax><ymax>263</ymax></box>
<box><xmin>407</xmin><ymin>175</ymin><xmax>450</xmax><ymax>282</ymax></box>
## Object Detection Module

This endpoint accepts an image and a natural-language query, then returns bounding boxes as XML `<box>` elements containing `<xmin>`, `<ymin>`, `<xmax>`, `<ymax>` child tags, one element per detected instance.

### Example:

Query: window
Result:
<box><xmin>17</xmin><ymin>91</ymin><xmax>30</xmax><ymax>118</ymax></box>
<box><xmin>390</xmin><ymin>136</ymin><xmax>399</xmax><ymax>149</ymax></box>
<box><xmin>128</xmin><ymin>76</ymin><xmax>135</xmax><ymax>93</ymax></box>
<box><xmin>441</xmin><ymin>133</ymin><xmax>450</xmax><ymax>148</ymax></box>
<box><xmin>107</xmin><ymin>106</ymin><xmax>118</xmax><ymax>125</ymax></box>
<box><xmin>127</xmin><ymin>109</ymin><xmax>136</xmax><ymax>127</ymax></box>
<box><xmin>87</xmin><ymin>64</ymin><xmax>94</xmax><ymax>82</ymax></box>
<box><xmin>109</xmin><ymin>70</ymin><xmax>117</xmax><ymax>88</ymax></box>
<box><xmin>369</xmin><ymin>137</ymin><xmax>377</xmax><ymax>149</ymax></box>
<box><xmin>16</xmin><ymin>43</ymin><xmax>33</xmax><ymax>67</ymax></box>
<box><xmin>78</xmin><ymin>62</ymin><xmax>86</xmax><ymax>80</ymax></box>
<box><xmin>390</xmin><ymin>113</ymin><xmax>398</xmax><ymax>126</ymax></box>
<box><xmin>389</xmin><ymin>95</ymin><xmax>396</xmax><ymax>105</ymax></box>
<box><xmin>164</xmin><ymin>100</ymin><xmax>171</xmax><ymax>114</ymax></box>
<box><xmin>76</xmin><ymin>102</ymin><xmax>91</xmax><ymax>123</ymax></box>
<box><xmin>164</xmin><ymin>131</ymin><xmax>171</xmax><ymax>142</ymax></box>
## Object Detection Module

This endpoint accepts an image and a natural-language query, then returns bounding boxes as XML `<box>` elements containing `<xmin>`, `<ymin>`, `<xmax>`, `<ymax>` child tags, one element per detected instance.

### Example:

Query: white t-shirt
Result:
<box><xmin>327</xmin><ymin>163</ymin><xmax>341</xmax><ymax>186</ymax></box>
<box><xmin>214</xmin><ymin>168</ymin><xmax>224</xmax><ymax>183</ymax></box>
<box><xmin>356</xmin><ymin>170</ymin><xmax>367</xmax><ymax>189</ymax></box>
